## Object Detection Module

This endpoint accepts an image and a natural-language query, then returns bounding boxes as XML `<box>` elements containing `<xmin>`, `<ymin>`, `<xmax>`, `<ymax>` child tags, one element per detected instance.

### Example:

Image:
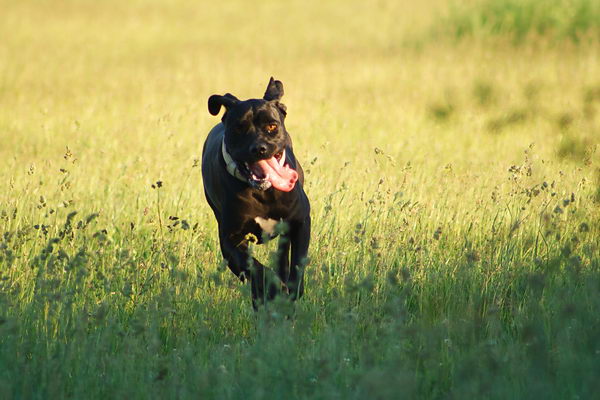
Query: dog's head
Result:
<box><xmin>208</xmin><ymin>78</ymin><xmax>298</xmax><ymax>192</ymax></box>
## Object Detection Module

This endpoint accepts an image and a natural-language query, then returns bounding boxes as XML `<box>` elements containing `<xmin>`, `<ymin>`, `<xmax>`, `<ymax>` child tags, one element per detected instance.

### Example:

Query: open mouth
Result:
<box><xmin>242</xmin><ymin>150</ymin><xmax>298</xmax><ymax>192</ymax></box>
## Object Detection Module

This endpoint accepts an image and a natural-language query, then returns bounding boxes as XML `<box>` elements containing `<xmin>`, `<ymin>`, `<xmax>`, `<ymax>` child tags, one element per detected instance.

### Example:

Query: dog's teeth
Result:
<box><xmin>278</xmin><ymin>150</ymin><xmax>286</xmax><ymax>167</ymax></box>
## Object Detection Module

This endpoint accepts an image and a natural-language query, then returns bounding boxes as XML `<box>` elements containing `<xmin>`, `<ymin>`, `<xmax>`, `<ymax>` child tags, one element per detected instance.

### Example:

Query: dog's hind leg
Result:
<box><xmin>249</xmin><ymin>263</ymin><xmax>280</xmax><ymax>310</ymax></box>
<box><xmin>276</xmin><ymin>236</ymin><xmax>291</xmax><ymax>289</ymax></box>
<box><xmin>288</xmin><ymin>216</ymin><xmax>311</xmax><ymax>300</ymax></box>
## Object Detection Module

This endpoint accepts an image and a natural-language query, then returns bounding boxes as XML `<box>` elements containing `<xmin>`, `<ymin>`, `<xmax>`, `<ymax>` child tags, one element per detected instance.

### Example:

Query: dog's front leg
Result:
<box><xmin>218</xmin><ymin>227</ymin><xmax>279</xmax><ymax>308</ymax></box>
<box><xmin>288</xmin><ymin>216</ymin><xmax>311</xmax><ymax>300</ymax></box>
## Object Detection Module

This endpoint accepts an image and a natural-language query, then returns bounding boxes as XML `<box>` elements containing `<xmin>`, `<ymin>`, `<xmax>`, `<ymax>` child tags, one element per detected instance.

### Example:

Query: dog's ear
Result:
<box><xmin>263</xmin><ymin>77</ymin><xmax>284</xmax><ymax>101</ymax></box>
<box><xmin>208</xmin><ymin>93</ymin><xmax>239</xmax><ymax>116</ymax></box>
<box><xmin>274</xmin><ymin>101</ymin><xmax>287</xmax><ymax>117</ymax></box>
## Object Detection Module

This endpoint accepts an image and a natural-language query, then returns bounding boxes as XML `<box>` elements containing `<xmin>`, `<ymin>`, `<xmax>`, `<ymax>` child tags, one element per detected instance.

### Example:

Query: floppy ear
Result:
<box><xmin>208</xmin><ymin>93</ymin><xmax>239</xmax><ymax>116</ymax></box>
<box><xmin>263</xmin><ymin>77</ymin><xmax>284</xmax><ymax>101</ymax></box>
<box><xmin>275</xmin><ymin>101</ymin><xmax>287</xmax><ymax>116</ymax></box>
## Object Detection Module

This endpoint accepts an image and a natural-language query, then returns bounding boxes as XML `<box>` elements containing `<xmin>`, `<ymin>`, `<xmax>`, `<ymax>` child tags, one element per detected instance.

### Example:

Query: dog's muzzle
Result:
<box><xmin>221</xmin><ymin>139</ymin><xmax>298</xmax><ymax>192</ymax></box>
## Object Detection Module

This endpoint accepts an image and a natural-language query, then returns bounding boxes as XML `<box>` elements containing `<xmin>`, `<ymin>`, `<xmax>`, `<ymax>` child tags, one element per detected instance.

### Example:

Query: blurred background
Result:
<box><xmin>1</xmin><ymin>1</ymin><xmax>598</xmax><ymax>213</ymax></box>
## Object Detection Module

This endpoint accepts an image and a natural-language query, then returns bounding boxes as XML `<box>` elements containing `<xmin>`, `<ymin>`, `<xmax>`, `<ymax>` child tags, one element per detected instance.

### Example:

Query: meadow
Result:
<box><xmin>1</xmin><ymin>0</ymin><xmax>599</xmax><ymax>398</ymax></box>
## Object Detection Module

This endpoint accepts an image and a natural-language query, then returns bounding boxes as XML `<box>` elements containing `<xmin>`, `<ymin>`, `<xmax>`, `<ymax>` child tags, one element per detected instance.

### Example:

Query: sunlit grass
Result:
<box><xmin>0</xmin><ymin>0</ymin><xmax>599</xmax><ymax>398</ymax></box>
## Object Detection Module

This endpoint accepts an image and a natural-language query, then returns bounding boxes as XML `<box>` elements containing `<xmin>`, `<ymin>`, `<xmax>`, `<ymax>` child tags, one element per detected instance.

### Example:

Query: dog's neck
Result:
<box><xmin>221</xmin><ymin>139</ymin><xmax>247</xmax><ymax>182</ymax></box>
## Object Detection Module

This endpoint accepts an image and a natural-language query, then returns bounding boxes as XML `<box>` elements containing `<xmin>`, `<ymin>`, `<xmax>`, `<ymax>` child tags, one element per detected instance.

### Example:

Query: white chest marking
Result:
<box><xmin>254</xmin><ymin>217</ymin><xmax>279</xmax><ymax>236</ymax></box>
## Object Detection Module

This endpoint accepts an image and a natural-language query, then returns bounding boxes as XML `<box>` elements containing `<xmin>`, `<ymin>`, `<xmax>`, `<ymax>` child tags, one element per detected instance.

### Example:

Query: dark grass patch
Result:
<box><xmin>437</xmin><ymin>0</ymin><xmax>600</xmax><ymax>44</ymax></box>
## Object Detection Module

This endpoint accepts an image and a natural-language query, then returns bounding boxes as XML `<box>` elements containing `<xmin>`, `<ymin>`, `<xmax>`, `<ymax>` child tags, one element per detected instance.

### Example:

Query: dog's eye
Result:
<box><xmin>265</xmin><ymin>123</ymin><xmax>278</xmax><ymax>133</ymax></box>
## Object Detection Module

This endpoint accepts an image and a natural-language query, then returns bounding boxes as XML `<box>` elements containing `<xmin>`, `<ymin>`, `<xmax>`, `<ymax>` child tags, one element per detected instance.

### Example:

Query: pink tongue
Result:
<box><xmin>255</xmin><ymin>157</ymin><xmax>298</xmax><ymax>192</ymax></box>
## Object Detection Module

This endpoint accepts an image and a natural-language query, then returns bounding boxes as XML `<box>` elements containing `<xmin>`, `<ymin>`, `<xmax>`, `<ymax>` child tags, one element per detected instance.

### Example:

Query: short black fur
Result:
<box><xmin>202</xmin><ymin>78</ymin><xmax>311</xmax><ymax>309</ymax></box>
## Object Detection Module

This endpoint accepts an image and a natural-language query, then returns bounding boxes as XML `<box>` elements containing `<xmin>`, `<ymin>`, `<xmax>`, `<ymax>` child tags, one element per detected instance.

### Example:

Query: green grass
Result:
<box><xmin>1</xmin><ymin>0</ymin><xmax>600</xmax><ymax>398</ymax></box>
<box><xmin>439</xmin><ymin>0</ymin><xmax>600</xmax><ymax>43</ymax></box>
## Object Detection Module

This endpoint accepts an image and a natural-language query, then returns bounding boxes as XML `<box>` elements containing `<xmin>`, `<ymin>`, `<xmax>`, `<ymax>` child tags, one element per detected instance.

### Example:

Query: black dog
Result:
<box><xmin>202</xmin><ymin>78</ymin><xmax>311</xmax><ymax>308</ymax></box>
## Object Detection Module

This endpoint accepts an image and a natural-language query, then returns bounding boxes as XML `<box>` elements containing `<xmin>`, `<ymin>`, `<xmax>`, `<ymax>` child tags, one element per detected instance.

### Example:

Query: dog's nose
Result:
<box><xmin>250</xmin><ymin>143</ymin><xmax>268</xmax><ymax>157</ymax></box>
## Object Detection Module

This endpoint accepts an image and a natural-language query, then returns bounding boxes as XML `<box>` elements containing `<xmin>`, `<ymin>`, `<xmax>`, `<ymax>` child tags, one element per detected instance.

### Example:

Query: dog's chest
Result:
<box><xmin>254</xmin><ymin>217</ymin><xmax>279</xmax><ymax>238</ymax></box>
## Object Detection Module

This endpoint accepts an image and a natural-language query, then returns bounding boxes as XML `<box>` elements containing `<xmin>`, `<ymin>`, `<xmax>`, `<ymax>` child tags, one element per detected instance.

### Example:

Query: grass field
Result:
<box><xmin>1</xmin><ymin>0</ymin><xmax>599</xmax><ymax>398</ymax></box>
